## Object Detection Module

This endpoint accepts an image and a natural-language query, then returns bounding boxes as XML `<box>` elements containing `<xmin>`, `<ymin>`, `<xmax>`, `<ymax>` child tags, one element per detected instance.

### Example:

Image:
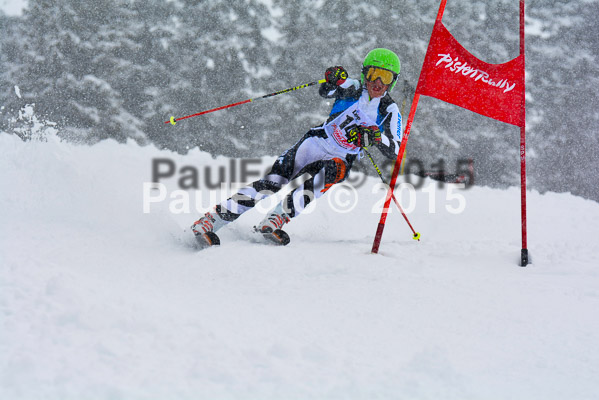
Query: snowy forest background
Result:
<box><xmin>1</xmin><ymin>0</ymin><xmax>598</xmax><ymax>202</ymax></box>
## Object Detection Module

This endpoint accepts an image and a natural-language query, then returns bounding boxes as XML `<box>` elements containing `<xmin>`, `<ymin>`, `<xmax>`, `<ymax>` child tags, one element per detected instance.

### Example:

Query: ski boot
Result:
<box><xmin>191</xmin><ymin>209</ymin><xmax>228</xmax><ymax>249</ymax></box>
<box><xmin>254</xmin><ymin>204</ymin><xmax>291</xmax><ymax>246</ymax></box>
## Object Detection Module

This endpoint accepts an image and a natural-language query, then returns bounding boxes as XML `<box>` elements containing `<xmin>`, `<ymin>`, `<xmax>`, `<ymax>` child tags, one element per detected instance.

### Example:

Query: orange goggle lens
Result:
<box><xmin>365</xmin><ymin>67</ymin><xmax>396</xmax><ymax>85</ymax></box>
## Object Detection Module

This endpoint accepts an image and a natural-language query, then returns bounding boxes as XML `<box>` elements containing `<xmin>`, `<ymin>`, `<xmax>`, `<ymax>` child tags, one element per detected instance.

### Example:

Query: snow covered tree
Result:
<box><xmin>4</xmin><ymin>0</ymin><xmax>183</xmax><ymax>144</ymax></box>
<box><xmin>526</xmin><ymin>0</ymin><xmax>599</xmax><ymax>201</ymax></box>
<box><xmin>7</xmin><ymin>1</ymin><xmax>139</xmax><ymax>142</ymax></box>
<box><xmin>1</xmin><ymin>0</ymin><xmax>597</xmax><ymax>201</ymax></box>
<box><xmin>161</xmin><ymin>0</ymin><xmax>275</xmax><ymax>156</ymax></box>
<box><xmin>0</xmin><ymin>13</ymin><xmax>26</xmax><ymax>130</ymax></box>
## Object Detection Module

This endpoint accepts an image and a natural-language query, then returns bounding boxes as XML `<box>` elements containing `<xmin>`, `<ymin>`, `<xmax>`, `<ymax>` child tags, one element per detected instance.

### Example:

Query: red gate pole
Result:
<box><xmin>371</xmin><ymin>95</ymin><xmax>420</xmax><ymax>253</ymax></box>
<box><xmin>371</xmin><ymin>0</ymin><xmax>448</xmax><ymax>254</ymax></box>
<box><xmin>519</xmin><ymin>0</ymin><xmax>529</xmax><ymax>266</ymax></box>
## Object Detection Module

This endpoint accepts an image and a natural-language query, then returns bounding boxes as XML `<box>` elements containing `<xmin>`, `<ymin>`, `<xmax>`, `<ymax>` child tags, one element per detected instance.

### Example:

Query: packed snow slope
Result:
<box><xmin>1</xmin><ymin>132</ymin><xmax>598</xmax><ymax>400</ymax></box>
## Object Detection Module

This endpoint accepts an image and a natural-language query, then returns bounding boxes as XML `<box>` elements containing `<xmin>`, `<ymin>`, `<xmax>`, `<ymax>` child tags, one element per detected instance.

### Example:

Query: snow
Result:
<box><xmin>1</xmin><ymin>132</ymin><xmax>599</xmax><ymax>399</ymax></box>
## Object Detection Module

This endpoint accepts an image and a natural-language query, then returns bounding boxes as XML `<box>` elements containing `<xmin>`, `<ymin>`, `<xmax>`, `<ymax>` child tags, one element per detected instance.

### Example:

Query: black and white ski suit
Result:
<box><xmin>216</xmin><ymin>78</ymin><xmax>402</xmax><ymax>221</ymax></box>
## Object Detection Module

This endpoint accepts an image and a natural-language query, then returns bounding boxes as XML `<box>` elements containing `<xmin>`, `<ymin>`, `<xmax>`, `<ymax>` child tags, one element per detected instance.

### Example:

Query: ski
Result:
<box><xmin>257</xmin><ymin>228</ymin><xmax>291</xmax><ymax>246</ymax></box>
<box><xmin>193</xmin><ymin>231</ymin><xmax>220</xmax><ymax>249</ymax></box>
<box><xmin>191</xmin><ymin>228</ymin><xmax>290</xmax><ymax>251</ymax></box>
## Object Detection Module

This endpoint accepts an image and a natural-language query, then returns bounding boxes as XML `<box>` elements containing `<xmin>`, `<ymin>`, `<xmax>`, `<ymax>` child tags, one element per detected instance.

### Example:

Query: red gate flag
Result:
<box><xmin>372</xmin><ymin>0</ymin><xmax>529</xmax><ymax>266</ymax></box>
<box><xmin>416</xmin><ymin>21</ymin><xmax>525</xmax><ymax>127</ymax></box>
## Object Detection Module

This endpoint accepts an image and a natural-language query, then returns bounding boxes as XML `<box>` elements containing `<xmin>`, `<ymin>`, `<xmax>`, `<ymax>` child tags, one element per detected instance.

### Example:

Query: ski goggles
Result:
<box><xmin>364</xmin><ymin>66</ymin><xmax>397</xmax><ymax>85</ymax></box>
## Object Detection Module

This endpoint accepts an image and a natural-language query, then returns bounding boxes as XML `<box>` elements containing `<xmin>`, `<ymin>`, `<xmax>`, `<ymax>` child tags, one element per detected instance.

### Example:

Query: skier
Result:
<box><xmin>191</xmin><ymin>48</ymin><xmax>403</xmax><ymax>247</ymax></box>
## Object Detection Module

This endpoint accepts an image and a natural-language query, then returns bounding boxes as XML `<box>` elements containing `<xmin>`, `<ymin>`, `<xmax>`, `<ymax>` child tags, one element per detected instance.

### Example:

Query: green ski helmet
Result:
<box><xmin>361</xmin><ymin>48</ymin><xmax>401</xmax><ymax>91</ymax></box>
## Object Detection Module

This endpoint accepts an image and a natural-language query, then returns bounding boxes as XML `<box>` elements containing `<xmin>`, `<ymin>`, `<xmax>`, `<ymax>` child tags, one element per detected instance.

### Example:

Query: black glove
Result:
<box><xmin>346</xmin><ymin>125</ymin><xmax>381</xmax><ymax>147</ymax></box>
<box><xmin>325</xmin><ymin>66</ymin><xmax>348</xmax><ymax>86</ymax></box>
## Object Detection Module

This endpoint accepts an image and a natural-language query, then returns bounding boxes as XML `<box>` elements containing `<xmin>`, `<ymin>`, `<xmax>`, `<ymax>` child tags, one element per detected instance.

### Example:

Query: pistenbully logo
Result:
<box><xmin>435</xmin><ymin>53</ymin><xmax>517</xmax><ymax>94</ymax></box>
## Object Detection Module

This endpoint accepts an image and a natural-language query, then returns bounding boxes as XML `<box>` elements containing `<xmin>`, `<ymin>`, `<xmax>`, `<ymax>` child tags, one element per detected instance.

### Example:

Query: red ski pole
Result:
<box><xmin>165</xmin><ymin>79</ymin><xmax>326</xmax><ymax>125</ymax></box>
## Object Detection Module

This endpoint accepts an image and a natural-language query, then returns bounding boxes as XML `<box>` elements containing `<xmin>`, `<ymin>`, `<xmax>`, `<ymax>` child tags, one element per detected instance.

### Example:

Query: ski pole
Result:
<box><xmin>363</xmin><ymin>147</ymin><xmax>421</xmax><ymax>241</ymax></box>
<box><xmin>165</xmin><ymin>79</ymin><xmax>326</xmax><ymax>125</ymax></box>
